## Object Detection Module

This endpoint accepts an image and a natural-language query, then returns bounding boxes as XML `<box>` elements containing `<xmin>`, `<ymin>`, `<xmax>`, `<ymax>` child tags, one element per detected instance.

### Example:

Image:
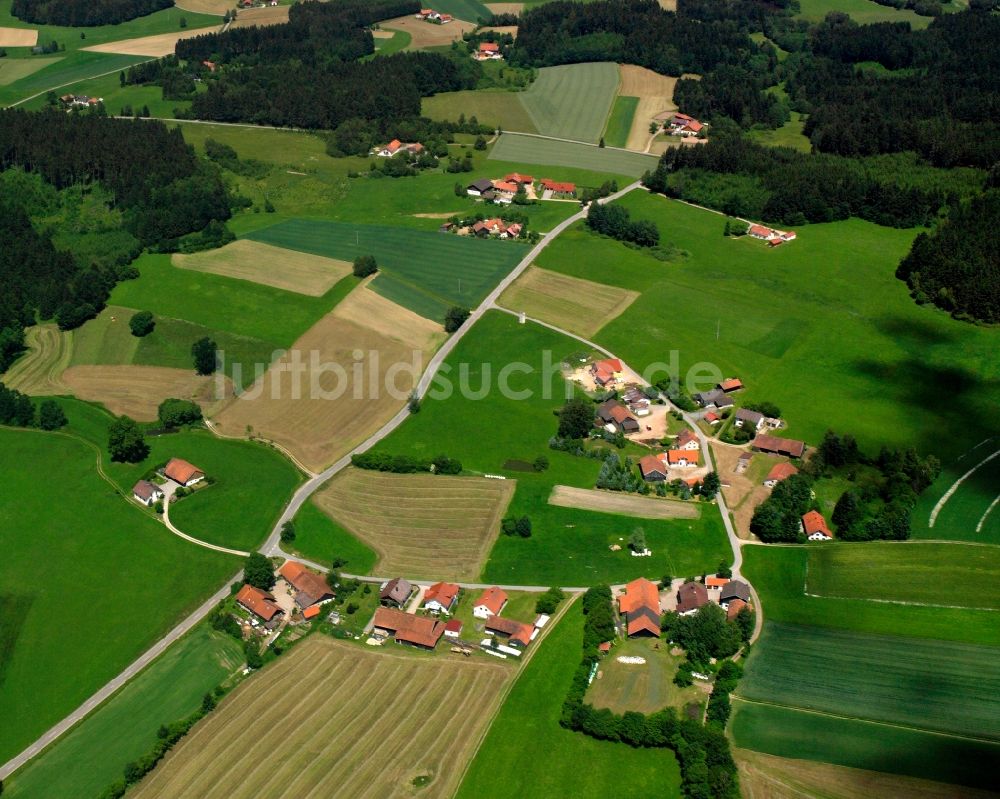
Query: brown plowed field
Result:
<box><xmin>0</xmin><ymin>27</ymin><xmax>38</xmax><ymax>46</ymax></box>
<box><xmin>313</xmin><ymin>468</ymin><xmax>515</xmax><ymax>580</ymax></box>
<box><xmin>227</xmin><ymin>5</ymin><xmax>290</xmax><ymax>28</ymax></box>
<box><xmin>82</xmin><ymin>26</ymin><xmax>221</xmax><ymax>56</ymax></box>
<box><xmin>619</xmin><ymin>64</ymin><xmax>678</xmax><ymax>151</ymax></box>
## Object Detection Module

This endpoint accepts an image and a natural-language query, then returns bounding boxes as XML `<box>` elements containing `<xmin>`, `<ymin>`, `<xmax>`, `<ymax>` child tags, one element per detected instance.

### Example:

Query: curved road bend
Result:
<box><xmin>0</xmin><ymin>182</ymin><xmax>641</xmax><ymax>780</ymax></box>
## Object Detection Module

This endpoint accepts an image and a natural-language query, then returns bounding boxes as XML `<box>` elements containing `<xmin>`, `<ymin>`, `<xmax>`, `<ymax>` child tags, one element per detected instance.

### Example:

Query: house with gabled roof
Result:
<box><xmin>674</xmin><ymin>429</ymin><xmax>700</xmax><ymax>450</ymax></box>
<box><xmin>764</xmin><ymin>462</ymin><xmax>798</xmax><ymax>487</ymax></box>
<box><xmin>164</xmin><ymin>458</ymin><xmax>204</xmax><ymax>487</ymax></box>
<box><xmin>618</xmin><ymin>577</ymin><xmax>662</xmax><ymax>637</ymax></box>
<box><xmin>802</xmin><ymin>510</ymin><xmax>833</xmax><ymax>541</ymax></box>
<box><xmin>485</xmin><ymin>615</ymin><xmax>533</xmax><ymax>647</ymax></box>
<box><xmin>504</xmin><ymin>172</ymin><xmax>533</xmax><ymax>185</ymax></box>
<box><xmin>726</xmin><ymin>598</ymin><xmax>749</xmax><ymax>620</ymax></box>
<box><xmin>666</xmin><ymin>449</ymin><xmax>698</xmax><ymax>468</ymax></box>
<box><xmin>473</xmin><ymin>586</ymin><xmax>508</xmax><ymax>619</ymax></box>
<box><xmin>735</xmin><ymin>408</ymin><xmax>765</xmax><ymax>431</ymax></box>
<box><xmin>693</xmin><ymin>389</ymin><xmax>733</xmax><ymax>409</ymax></box>
<box><xmin>639</xmin><ymin>454</ymin><xmax>669</xmax><ymax>482</ymax></box>
<box><xmin>467</xmin><ymin>178</ymin><xmax>495</xmax><ymax>198</ymax></box>
<box><xmin>539</xmin><ymin>178</ymin><xmax>576</xmax><ymax>195</ymax></box>
<box><xmin>596</xmin><ymin>399</ymin><xmax>639</xmax><ymax>434</ymax></box>
<box><xmin>591</xmin><ymin>357</ymin><xmax>623</xmax><ymax>386</ymax></box>
<box><xmin>423</xmin><ymin>581</ymin><xmax>460</xmax><ymax>615</ymax></box>
<box><xmin>720</xmin><ymin>580</ymin><xmax>751</xmax><ymax>607</ymax></box>
<box><xmin>676</xmin><ymin>581</ymin><xmax>709</xmax><ymax>615</ymax></box>
<box><xmin>718</xmin><ymin>378</ymin><xmax>743</xmax><ymax>393</ymax></box>
<box><xmin>752</xmin><ymin>434</ymin><xmax>806</xmax><ymax>458</ymax></box>
<box><xmin>372</xmin><ymin>607</ymin><xmax>445</xmax><ymax>649</ymax></box>
<box><xmin>476</xmin><ymin>41</ymin><xmax>503</xmax><ymax>60</ymax></box>
<box><xmin>236</xmin><ymin>584</ymin><xmax>283</xmax><ymax>622</ymax></box>
<box><xmin>132</xmin><ymin>480</ymin><xmax>163</xmax><ymax>507</ymax></box>
<box><xmin>279</xmin><ymin>561</ymin><xmax>333</xmax><ymax>609</ymax></box>
<box><xmin>380</xmin><ymin>577</ymin><xmax>412</xmax><ymax>607</ymax></box>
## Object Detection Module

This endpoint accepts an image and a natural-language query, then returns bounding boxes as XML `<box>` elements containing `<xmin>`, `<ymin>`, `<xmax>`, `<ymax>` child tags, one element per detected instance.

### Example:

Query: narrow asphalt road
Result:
<box><xmin>0</xmin><ymin>182</ymin><xmax>640</xmax><ymax>781</ymax></box>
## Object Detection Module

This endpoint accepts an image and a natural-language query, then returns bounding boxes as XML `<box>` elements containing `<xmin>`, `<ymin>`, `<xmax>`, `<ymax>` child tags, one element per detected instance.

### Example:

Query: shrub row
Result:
<box><xmin>351</xmin><ymin>452</ymin><xmax>462</xmax><ymax>474</ymax></box>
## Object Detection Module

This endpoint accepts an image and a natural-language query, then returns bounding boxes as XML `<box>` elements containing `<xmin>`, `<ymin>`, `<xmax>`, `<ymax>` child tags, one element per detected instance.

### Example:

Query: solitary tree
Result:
<box><xmin>353</xmin><ymin>254</ymin><xmax>378</xmax><ymax>278</ymax></box>
<box><xmin>700</xmin><ymin>471</ymin><xmax>721</xmax><ymax>500</ymax></box>
<box><xmin>38</xmin><ymin>399</ymin><xmax>67</xmax><ymax>431</ymax></box>
<box><xmin>243</xmin><ymin>552</ymin><xmax>276</xmax><ymax>591</ymax></box>
<box><xmin>280</xmin><ymin>520</ymin><xmax>296</xmax><ymax>543</ymax></box>
<box><xmin>191</xmin><ymin>337</ymin><xmax>218</xmax><ymax>375</ymax></box>
<box><xmin>628</xmin><ymin>527</ymin><xmax>647</xmax><ymax>553</ymax></box>
<box><xmin>716</xmin><ymin>559</ymin><xmax>732</xmax><ymax>579</ymax></box>
<box><xmin>444</xmin><ymin>306</ymin><xmax>470</xmax><ymax>333</ymax></box>
<box><xmin>557</xmin><ymin>397</ymin><xmax>593</xmax><ymax>439</ymax></box>
<box><xmin>108</xmin><ymin>415</ymin><xmax>148</xmax><ymax>463</ymax></box>
<box><xmin>599</xmin><ymin>137</ymin><xmax>606</xmax><ymax>148</ymax></box>
<box><xmin>474</xmin><ymin>135</ymin><xmax>487</xmax><ymax>150</ymax></box>
<box><xmin>158</xmin><ymin>398</ymin><xmax>202</xmax><ymax>428</ymax></box>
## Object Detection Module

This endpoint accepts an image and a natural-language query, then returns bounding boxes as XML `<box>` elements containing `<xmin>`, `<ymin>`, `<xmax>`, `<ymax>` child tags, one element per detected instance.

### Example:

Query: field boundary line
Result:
<box><xmin>929</xmin><ymin>448</ymin><xmax>1000</xmax><ymax>527</ymax></box>
<box><xmin>451</xmin><ymin>593</ymin><xmax>581</xmax><ymax>794</ymax></box>
<box><xmin>498</xmin><ymin>129</ymin><xmax>661</xmax><ymax>158</ymax></box>
<box><xmin>976</xmin><ymin>495</ymin><xmax>1000</xmax><ymax>533</ymax></box>
<box><xmin>801</xmin><ymin>591</ymin><xmax>1000</xmax><ymax>612</ymax></box>
<box><xmin>730</xmin><ymin>696</ymin><xmax>1000</xmax><ymax>746</ymax></box>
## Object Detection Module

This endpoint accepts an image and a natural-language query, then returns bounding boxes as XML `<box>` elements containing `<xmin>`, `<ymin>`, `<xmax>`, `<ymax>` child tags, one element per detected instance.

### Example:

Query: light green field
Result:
<box><xmin>603</xmin><ymin>95</ymin><xmax>638</xmax><ymax>149</ymax></box>
<box><xmin>286</xmin><ymin>499</ymin><xmax>377</xmax><ymax>575</ymax></box>
<box><xmin>729</xmin><ymin>698</ymin><xmax>1000</xmax><ymax>792</ymax></box>
<box><xmin>540</xmin><ymin>192</ymin><xmax>1000</xmax><ymax>460</ymax></box>
<box><xmin>426</xmin><ymin>0</ymin><xmax>492</xmax><ymax>21</ymax></box>
<box><xmin>742</xmin><ymin>545</ymin><xmax>1000</xmax><ymax>647</ymax></box>
<box><xmin>20</xmin><ymin>67</ymin><xmax>196</xmax><ymax>116</ymax></box>
<box><xmin>422</xmin><ymin>89</ymin><xmax>539</xmax><ymax>132</ymax></box>
<box><xmin>69</xmin><ymin>305</ymin><xmax>140</xmax><ymax>366</ymax></box>
<box><xmin>741</xmin><ymin>622</ymin><xmax>1000</xmax><ymax>740</ymax></box>
<box><xmin>457</xmin><ymin>600</ymin><xmax>681</xmax><ymax>798</ymax></box>
<box><xmin>4</xmin><ymin>627</ymin><xmax>242</xmax><ymax>799</ymax></box>
<box><xmin>519</xmin><ymin>62</ymin><xmax>620</xmax><ymax>144</ymax></box>
<box><xmin>374</xmin><ymin>311</ymin><xmax>731</xmax><ymax>586</ymax></box>
<box><xmin>795</xmin><ymin>0</ymin><xmax>935</xmax><ymax>26</ymax></box>
<box><xmin>0</xmin><ymin>427</ymin><xmax>237</xmax><ymax>765</ymax></box>
<box><xmin>490</xmin><ymin>132</ymin><xmax>658</xmax><ymax>177</ymax></box>
<box><xmin>747</xmin><ymin>111</ymin><xmax>811</xmax><ymax>153</ymax></box>
<box><xmin>0</xmin><ymin>54</ymin><xmax>61</xmax><ymax>84</ymax></box>
<box><xmin>914</xmin><ymin>450</ymin><xmax>1000</xmax><ymax>545</ymax></box>
<box><xmin>245</xmin><ymin>219</ymin><xmax>528</xmax><ymax>321</ymax></box>
<box><xmin>807</xmin><ymin>542</ymin><xmax>1000</xmax><ymax>609</ymax></box>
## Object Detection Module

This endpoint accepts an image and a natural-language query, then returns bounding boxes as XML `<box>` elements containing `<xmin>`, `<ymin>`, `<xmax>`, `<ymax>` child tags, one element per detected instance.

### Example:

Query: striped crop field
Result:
<box><xmin>490</xmin><ymin>133</ymin><xmax>659</xmax><ymax>178</ymax></box>
<box><xmin>312</xmin><ymin>468</ymin><xmax>515</xmax><ymax>580</ymax></box>
<box><xmin>739</xmin><ymin>622</ymin><xmax>1000</xmax><ymax>741</ymax></box>
<box><xmin>245</xmin><ymin>219</ymin><xmax>528</xmax><ymax>321</ymax></box>
<box><xmin>519</xmin><ymin>63</ymin><xmax>620</xmax><ymax>143</ymax></box>
<box><xmin>913</xmin><ymin>447</ymin><xmax>1000</xmax><ymax>545</ymax></box>
<box><xmin>132</xmin><ymin>636</ymin><xmax>510</xmax><ymax>799</ymax></box>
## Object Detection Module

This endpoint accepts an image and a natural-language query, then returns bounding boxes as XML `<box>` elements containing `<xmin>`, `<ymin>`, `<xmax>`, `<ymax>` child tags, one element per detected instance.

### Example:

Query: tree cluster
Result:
<box><xmin>351</xmin><ymin>451</ymin><xmax>463</xmax><ymax>474</ymax></box>
<box><xmin>157</xmin><ymin>398</ymin><xmax>203</xmax><ymax>429</ymax></box>
<box><xmin>586</xmin><ymin>202</ymin><xmax>660</xmax><ymax>247</ymax></box>
<box><xmin>596</xmin><ymin>452</ymin><xmax>644</xmax><ymax>492</ymax></box>
<box><xmin>749</xmin><ymin>472</ymin><xmax>813</xmax><ymax>542</ymax></box>
<box><xmin>12</xmin><ymin>0</ymin><xmax>171</xmax><ymax>26</ymax></box>
<box><xmin>107</xmin><ymin>415</ymin><xmax>149</xmax><ymax>463</ymax></box>
<box><xmin>535</xmin><ymin>586</ymin><xmax>565</xmax><ymax>614</ymax></box>
<box><xmin>896</xmin><ymin>190</ymin><xmax>1000</xmax><ymax>323</ymax></box>
<box><xmin>663</xmin><ymin>603</ymin><xmax>743</xmax><ymax>664</ymax></box>
<box><xmin>500</xmin><ymin>515</ymin><xmax>533</xmax><ymax>537</ymax></box>
<box><xmin>243</xmin><ymin>552</ymin><xmax>276</xmax><ymax>591</ymax></box>
<box><xmin>557</xmin><ymin>397</ymin><xmax>593</xmax><ymax>439</ymax></box>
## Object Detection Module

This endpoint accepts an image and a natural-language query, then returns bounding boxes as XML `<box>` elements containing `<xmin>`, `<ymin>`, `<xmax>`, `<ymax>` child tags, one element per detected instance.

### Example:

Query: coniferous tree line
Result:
<box><xmin>11</xmin><ymin>0</ymin><xmax>171</xmax><ymax>26</ymax></box>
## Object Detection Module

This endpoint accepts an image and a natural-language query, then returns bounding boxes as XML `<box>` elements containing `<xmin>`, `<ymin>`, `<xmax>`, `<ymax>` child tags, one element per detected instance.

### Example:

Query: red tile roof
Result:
<box><xmin>598</xmin><ymin>641</ymin><xmax>612</xmax><ymax>652</ymax></box>
<box><xmin>684</xmin><ymin>120</ymin><xmax>703</xmax><ymax>132</ymax></box>
<box><xmin>424</xmin><ymin>581</ymin><xmax>460</xmax><ymax>609</ymax></box>
<box><xmin>766</xmin><ymin>462</ymin><xmax>798</xmax><ymax>483</ymax></box>
<box><xmin>303</xmin><ymin>605</ymin><xmax>321</xmax><ymax>619</ymax></box>
<box><xmin>802</xmin><ymin>510</ymin><xmax>832</xmax><ymax>538</ymax></box>
<box><xmin>444</xmin><ymin>618</ymin><xmax>463</xmax><ymax>634</ymax></box>
<box><xmin>474</xmin><ymin>586</ymin><xmax>508</xmax><ymax>615</ymax></box>
<box><xmin>639</xmin><ymin>454</ymin><xmax>668</xmax><ymax>478</ymax></box>
<box><xmin>674</xmin><ymin>429</ymin><xmax>699</xmax><ymax>448</ymax></box>
<box><xmin>164</xmin><ymin>458</ymin><xmax>203</xmax><ymax>485</ymax></box>
<box><xmin>705</xmin><ymin>411</ymin><xmax>720</xmax><ymax>422</ymax></box>
<box><xmin>486</xmin><ymin>615</ymin><xmax>533</xmax><ymax>646</ymax></box>
<box><xmin>609</xmin><ymin>405</ymin><xmax>634</xmax><ymax>424</ymax></box>
<box><xmin>719</xmin><ymin>378</ymin><xmax>743</xmax><ymax>392</ymax></box>
<box><xmin>504</xmin><ymin>172</ymin><xmax>532</xmax><ymax>183</ymax></box>
<box><xmin>372</xmin><ymin>607</ymin><xmax>445</xmax><ymax>648</ymax></box>
<box><xmin>619</xmin><ymin>578</ymin><xmax>660</xmax><ymax>615</ymax></box>
<box><xmin>492</xmin><ymin>180</ymin><xmax>518</xmax><ymax>193</ymax></box>
<box><xmin>278</xmin><ymin>561</ymin><xmax>332</xmax><ymax>605</ymax></box>
<box><xmin>666</xmin><ymin>449</ymin><xmax>697</xmax><ymax>466</ymax></box>
<box><xmin>705</xmin><ymin>576</ymin><xmax>728</xmax><ymax>588</ymax></box>
<box><xmin>236</xmin><ymin>584</ymin><xmax>282</xmax><ymax>621</ymax></box>
<box><xmin>480</xmin><ymin>42</ymin><xmax>500</xmax><ymax>52</ymax></box>
<box><xmin>540</xmin><ymin>178</ymin><xmax>576</xmax><ymax>193</ymax></box>
<box><xmin>753</xmin><ymin>434</ymin><xmax>806</xmax><ymax>458</ymax></box>
<box><xmin>726</xmin><ymin>598</ymin><xmax>748</xmax><ymax>620</ymax></box>
<box><xmin>595</xmin><ymin>358</ymin><xmax>622</xmax><ymax>372</ymax></box>
<box><xmin>749</xmin><ymin>224</ymin><xmax>771</xmax><ymax>237</ymax></box>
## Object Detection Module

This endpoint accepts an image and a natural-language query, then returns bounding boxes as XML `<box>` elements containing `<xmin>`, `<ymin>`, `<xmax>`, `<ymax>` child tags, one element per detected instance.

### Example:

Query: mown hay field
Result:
<box><xmin>313</xmin><ymin>468</ymin><xmax>515</xmax><ymax>580</ymax></box>
<box><xmin>213</xmin><ymin>285</ymin><xmax>445</xmax><ymax>472</ymax></box>
<box><xmin>173</xmin><ymin>0</ymin><xmax>230</xmax><ymax>14</ymax></box>
<box><xmin>132</xmin><ymin>636</ymin><xmax>510</xmax><ymax>799</ymax></box>
<box><xmin>381</xmin><ymin>14</ymin><xmax>476</xmax><ymax>47</ymax></box>
<box><xmin>246</xmin><ymin>219</ymin><xmax>528</xmax><ymax>322</ymax></box>
<box><xmin>173</xmin><ymin>239</ymin><xmax>353</xmax><ymax>297</ymax></box>
<box><xmin>61</xmin><ymin>365</ymin><xmax>222</xmax><ymax>421</ymax></box>
<box><xmin>806</xmin><ymin>542</ymin><xmax>1000</xmax><ymax>609</ymax></box>
<box><xmin>740</xmin><ymin>622</ymin><xmax>1000</xmax><ymax>741</ymax></box>
<box><xmin>0</xmin><ymin>26</ymin><xmax>37</xmax><ymax>46</ymax></box>
<box><xmin>0</xmin><ymin>55</ymin><xmax>60</xmax><ymax>86</ymax></box>
<box><xmin>422</xmin><ymin>89</ymin><xmax>538</xmax><ymax>133</ymax></box>
<box><xmin>489</xmin><ymin>132</ymin><xmax>659</xmax><ymax>177</ymax></box>
<box><xmin>82</xmin><ymin>26</ymin><xmax>221</xmax><ymax>56</ymax></box>
<box><xmin>227</xmin><ymin>4</ymin><xmax>290</xmax><ymax>28</ymax></box>
<box><xmin>2</xmin><ymin>324</ymin><xmax>71</xmax><ymax>395</ymax></box>
<box><xmin>519</xmin><ymin>62</ymin><xmax>620</xmax><ymax>144</ymax></box>
<box><xmin>586</xmin><ymin>637</ymin><xmax>704</xmax><ymax>715</ymax></box>
<box><xmin>498</xmin><ymin>265</ymin><xmax>639</xmax><ymax>338</ymax></box>
<box><xmin>548</xmin><ymin>485</ymin><xmax>698</xmax><ymax>520</ymax></box>
<box><xmin>618</xmin><ymin>64</ymin><xmax>677</xmax><ymax>151</ymax></box>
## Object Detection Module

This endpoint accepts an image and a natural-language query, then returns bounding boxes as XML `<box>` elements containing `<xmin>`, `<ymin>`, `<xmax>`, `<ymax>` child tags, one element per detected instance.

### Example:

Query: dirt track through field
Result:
<box><xmin>212</xmin><ymin>285</ymin><xmax>445</xmax><ymax>472</ymax></box>
<box><xmin>173</xmin><ymin>240</ymin><xmax>352</xmax><ymax>296</ymax></box>
<box><xmin>62</xmin><ymin>365</ymin><xmax>223</xmax><ymax>421</ymax></box>
<box><xmin>2</xmin><ymin>324</ymin><xmax>72</xmax><ymax>395</ymax></box>
<box><xmin>499</xmin><ymin>265</ymin><xmax>639</xmax><ymax>338</ymax></box>
<box><xmin>619</xmin><ymin>64</ymin><xmax>678</xmax><ymax>151</ymax></box>
<box><xmin>82</xmin><ymin>26</ymin><xmax>221</xmax><ymax>56</ymax></box>
<box><xmin>381</xmin><ymin>15</ymin><xmax>475</xmax><ymax>48</ymax></box>
<box><xmin>548</xmin><ymin>485</ymin><xmax>700</xmax><ymax>519</ymax></box>
<box><xmin>227</xmin><ymin>5</ymin><xmax>290</xmax><ymax>28</ymax></box>
<box><xmin>0</xmin><ymin>27</ymin><xmax>38</xmax><ymax>47</ymax></box>
<box><xmin>132</xmin><ymin>637</ymin><xmax>510</xmax><ymax>799</ymax></box>
<box><xmin>313</xmin><ymin>468</ymin><xmax>515</xmax><ymax>580</ymax></box>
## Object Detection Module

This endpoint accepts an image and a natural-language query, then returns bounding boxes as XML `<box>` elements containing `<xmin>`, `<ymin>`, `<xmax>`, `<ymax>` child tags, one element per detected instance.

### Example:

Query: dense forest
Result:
<box><xmin>0</xmin><ymin>110</ymin><xmax>232</xmax><ymax>369</ymax></box>
<box><xmin>896</xmin><ymin>190</ymin><xmax>1000</xmax><ymax>323</ymax></box>
<box><xmin>11</xmin><ymin>0</ymin><xmax>171</xmax><ymax>26</ymax></box>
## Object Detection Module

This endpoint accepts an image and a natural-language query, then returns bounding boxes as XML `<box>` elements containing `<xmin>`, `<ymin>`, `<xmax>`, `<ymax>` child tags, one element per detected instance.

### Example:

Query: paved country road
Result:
<box><xmin>0</xmin><ymin>182</ymin><xmax>641</xmax><ymax>781</ymax></box>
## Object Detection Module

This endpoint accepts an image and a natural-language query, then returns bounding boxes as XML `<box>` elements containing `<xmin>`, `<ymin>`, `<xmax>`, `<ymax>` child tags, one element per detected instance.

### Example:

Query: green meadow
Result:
<box><xmin>740</xmin><ymin>622</ymin><xmax>1000</xmax><ymax>740</ymax></box>
<box><xmin>373</xmin><ymin>311</ymin><xmax>731</xmax><ymax>585</ymax></box>
<box><xmin>20</xmin><ymin>67</ymin><xmax>197</xmax><ymax>117</ymax></box>
<box><xmin>54</xmin><ymin>398</ymin><xmax>303</xmax><ymax>552</ymax></box>
<box><xmin>729</xmin><ymin>699</ymin><xmax>1000</xmax><ymax>792</ymax></box>
<box><xmin>287</xmin><ymin>499</ymin><xmax>378</xmax><ymax>575</ymax></box>
<box><xmin>422</xmin><ymin>90</ymin><xmax>540</xmax><ymax>133</ymax></box>
<box><xmin>4</xmin><ymin>626</ymin><xmax>242</xmax><ymax>799</ymax></box>
<box><xmin>426</xmin><ymin>0</ymin><xmax>491</xmax><ymax>22</ymax></box>
<box><xmin>807</xmin><ymin>542</ymin><xmax>1000</xmax><ymax>609</ymax></box>
<box><xmin>519</xmin><ymin>63</ymin><xmax>620</xmax><ymax>144</ymax></box>
<box><xmin>741</xmin><ymin>545</ymin><xmax>1000</xmax><ymax>647</ymax></box>
<box><xmin>603</xmin><ymin>95</ymin><xmax>638</xmax><ymax>149</ymax></box>
<box><xmin>245</xmin><ymin>219</ymin><xmax>528</xmax><ymax>321</ymax></box>
<box><xmin>0</xmin><ymin>427</ymin><xmax>237</xmax><ymax>764</ymax></box>
<box><xmin>536</xmin><ymin>192</ymin><xmax>1000</xmax><ymax>460</ymax></box>
<box><xmin>913</xmin><ymin>450</ymin><xmax>1000</xmax><ymax>545</ymax></box>
<box><xmin>457</xmin><ymin>600</ymin><xmax>681</xmax><ymax>798</ymax></box>
<box><xmin>747</xmin><ymin>111</ymin><xmax>811</xmax><ymax>152</ymax></box>
<box><xmin>794</xmin><ymin>0</ymin><xmax>936</xmax><ymax>26</ymax></box>
<box><xmin>490</xmin><ymin>132</ymin><xmax>658</xmax><ymax>177</ymax></box>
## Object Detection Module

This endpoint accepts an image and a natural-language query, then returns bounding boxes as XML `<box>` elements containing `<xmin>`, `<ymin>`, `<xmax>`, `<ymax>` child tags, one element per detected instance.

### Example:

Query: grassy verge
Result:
<box><xmin>604</xmin><ymin>95</ymin><xmax>638</xmax><ymax>149</ymax></box>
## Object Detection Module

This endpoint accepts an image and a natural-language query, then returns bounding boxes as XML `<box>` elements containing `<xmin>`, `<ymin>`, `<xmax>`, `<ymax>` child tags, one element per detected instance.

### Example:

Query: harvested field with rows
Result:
<box><xmin>548</xmin><ymin>485</ymin><xmax>699</xmax><ymax>520</ymax></box>
<box><xmin>132</xmin><ymin>636</ymin><xmax>510</xmax><ymax>799</ymax></box>
<box><xmin>312</xmin><ymin>468</ymin><xmax>515</xmax><ymax>580</ymax></box>
<box><xmin>2</xmin><ymin>324</ymin><xmax>71</xmax><ymax>395</ymax></box>
<box><xmin>61</xmin><ymin>365</ymin><xmax>222</xmax><ymax>421</ymax></box>
<box><xmin>82</xmin><ymin>26</ymin><xmax>221</xmax><ymax>56</ymax></box>
<box><xmin>0</xmin><ymin>27</ymin><xmax>38</xmax><ymax>46</ymax></box>
<box><xmin>618</xmin><ymin>64</ymin><xmax>678</xmax><ymax>151</ymax></box>
<box><xmin>227</xmin><ymin>5</ymin><xmax>290</xmax><ymax>27</ymax></box>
